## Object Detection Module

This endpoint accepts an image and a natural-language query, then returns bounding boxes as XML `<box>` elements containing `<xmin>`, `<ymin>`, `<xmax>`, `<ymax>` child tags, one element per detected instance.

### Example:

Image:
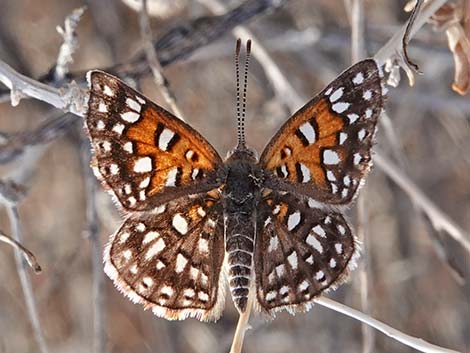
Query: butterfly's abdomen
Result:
<box><xmin>224</xmin><ymin>213</ymin><xmax>255</xmax><ymax>312</ymax></box>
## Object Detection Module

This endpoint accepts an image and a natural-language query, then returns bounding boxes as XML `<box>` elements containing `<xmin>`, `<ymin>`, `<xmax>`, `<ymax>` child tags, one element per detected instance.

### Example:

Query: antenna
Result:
<box><xmin>235</xmin><ymin>39</ymin><xmax>251</xmax><ymax>149</ymax></box>
<box><xmin>235</xmin><ymin>39</ymin><xmax>243</xmax><ymax>148</ymax></box>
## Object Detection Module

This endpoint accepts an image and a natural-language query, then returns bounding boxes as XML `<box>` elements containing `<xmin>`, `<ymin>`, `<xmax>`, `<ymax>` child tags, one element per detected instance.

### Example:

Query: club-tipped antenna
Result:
<box><xmin>239</xmin><ymin>39</ymin><xmax>251</xmax><ymax>149</ymax></box>
<box><xmin>235</xmin><ymin>39</ymin><xmax>252</xmax><ymax>150</ymax></box>
<box><xmin>235</xmin><ymin>39</ymin><xmax>243</xmax><ymax>148</ymax></box>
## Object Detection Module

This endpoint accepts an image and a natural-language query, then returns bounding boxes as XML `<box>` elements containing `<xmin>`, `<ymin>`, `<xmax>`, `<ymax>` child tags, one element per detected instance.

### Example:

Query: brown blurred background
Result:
<box><xmin>0</xmin><ymin>0</ymin><xmax>469</xmax><ymax>352</ymax></box>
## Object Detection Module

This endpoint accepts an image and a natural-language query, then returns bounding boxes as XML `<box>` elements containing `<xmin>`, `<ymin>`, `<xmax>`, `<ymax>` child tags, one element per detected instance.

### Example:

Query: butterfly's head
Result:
<box><xmin>225</xmin><ymin>144</ymin><xmax>258</xmax><ymax>163</ymax></box>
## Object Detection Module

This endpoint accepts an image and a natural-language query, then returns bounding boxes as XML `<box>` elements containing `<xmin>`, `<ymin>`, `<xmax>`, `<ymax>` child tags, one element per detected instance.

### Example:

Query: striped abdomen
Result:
<box><xmin>224</xmin><ymin>212</ymin><xmax>255</xmax><ymax>312</ymax></box>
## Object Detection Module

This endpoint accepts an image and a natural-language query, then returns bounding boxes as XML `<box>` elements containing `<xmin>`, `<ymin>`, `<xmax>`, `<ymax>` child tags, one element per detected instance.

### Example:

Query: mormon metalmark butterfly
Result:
<box><xmin>85</xmin><ymin>40</ymin><xmax>385</xmax><ymax>321</ymax></box>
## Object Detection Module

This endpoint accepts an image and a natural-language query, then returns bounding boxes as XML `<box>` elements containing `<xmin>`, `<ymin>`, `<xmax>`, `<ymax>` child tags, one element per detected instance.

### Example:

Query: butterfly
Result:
<box><xmin>85</xmin><ymin>39</ymin><xmax>385</xmax><ymax>321</ymax></box>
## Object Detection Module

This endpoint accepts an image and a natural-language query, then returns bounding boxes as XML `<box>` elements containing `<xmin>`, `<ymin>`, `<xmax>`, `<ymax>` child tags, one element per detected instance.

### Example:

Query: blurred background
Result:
<box><xmin>0</xmin><ymin>0</ymin><xmax>469</xmax><ymax>352</ymax></box>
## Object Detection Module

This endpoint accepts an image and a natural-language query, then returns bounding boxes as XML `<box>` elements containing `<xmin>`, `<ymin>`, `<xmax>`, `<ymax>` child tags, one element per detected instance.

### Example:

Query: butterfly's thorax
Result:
<box><xmin>222</xmin><ymin>148</ymin><xmax>262</xmax><ymax>312</ymax></box>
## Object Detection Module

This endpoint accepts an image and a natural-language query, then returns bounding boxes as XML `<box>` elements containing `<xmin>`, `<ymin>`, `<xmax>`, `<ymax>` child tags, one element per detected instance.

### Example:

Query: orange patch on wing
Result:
<box><xmin>125</xmin><ymin>108</ymin><xmax>220</xmax><ymax>194</ymax></box>
<box><xmin>263</xmin><ymin>98</ymin><xmax>345</xmax><ymax>189</ymax></box>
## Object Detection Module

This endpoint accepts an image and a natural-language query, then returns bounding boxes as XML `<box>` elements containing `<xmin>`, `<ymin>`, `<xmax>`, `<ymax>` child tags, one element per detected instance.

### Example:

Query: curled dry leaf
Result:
<box><xmin>430</xmin><ymin>2</ymin><xmax>470</xmax><ymax>95</ymax></box>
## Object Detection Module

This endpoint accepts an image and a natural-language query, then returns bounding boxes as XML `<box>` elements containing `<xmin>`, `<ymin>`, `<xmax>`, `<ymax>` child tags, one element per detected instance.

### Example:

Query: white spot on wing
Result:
<box><xmin>326</xmin><ymin>170</ymin><xmax>336</xmax><ymax>181</ymax></box>
<box><xmin>299</xmin><ymin>280</ymin><xmax>309</xmax><ymax>292</ymax></box>
<box><xmin>335</xmin><ymin>243</ymin><xmax>343</xmax><ymax>254</ymax></box>
<box><xmin>165</xmin><ymin>167</ymin><xmax>178</xmax><ymax>187</ymax></box>
<box><xmin>137</xmin><ymin>177</ymin><xmax>149</xmax><ymax>189</ymax></box>
<box><xmin>103</xmin><ymin>85</ymin><xmax>114</xmax><ymax>96</ymax></box>
<box><xmin>287</xmin><ymin>251</ymin><xmax>298</xmax><ymax>269</ymax></box>
<box><xmin>352</xmin><ymin>72</ymin><xmax>364</xmax><ymax>85</ymax></box>
<box><xmin>338</xmin><ymin>224</ymin><xmax>346</xmax><ymax>235</ymax></box>
<box><xmin>365</xmin><ymin>108</ymin><xmax>373</xmax><ymax>119</ymax></box>
<box><xmin>330</xmin><ymin>258</ymin><xmax>337</xmax><ymax>268</ymax></box>
<box><xmin>143</xmin><ymin>231</ymin><xmax>159</xmax><ymax>244</ymax></box>
<box><xmin>172</xmin><ymin>214</ymin><xmax>188</xmax><ymax>235</ymax></box>
<box><xmin>363</xmin><ymin>90</ymin><xmax>372</xmax><ymax>100</ymax></box>
<box><xmin>299</xmin><ymin>163</ymin><xmax>311</xmax><ymax>183</ymax></box>
<box><xmin>110</xmin><ymin>164</ymin><xmax>119</xmax><ymax>175</ymax></box>
<box><xmin>98</xmin><ymin>102</ymin><xmax>108</xmax><ymax>112</ymax></box>
<box><xmin>134</xmin><ymin>157</ymin><xmax>152</xmax><ymax>173</ymax></box>
<box><xmin>112</xmin><ymin>123</ymin><xmax>124</xmax><ymax>135</ymax></box>
<box><xmin>339</xmin><ymin>132</ymin><xmax>348</xmax><ymax>144</ymax></box>
<box><xmin>306</xmin><ymin>234</ymin><xmax>323</xmax><ymax>253</ymax></box>
<box><xmin>332</xmin><ymin>102</ymin><xmax>350</xmax><ymax>113</ymax></box>
<box><xmin>96</xmin><ymin>120</ymin><xmax>105</xmax><ymax>130</ymax></box>
<box><xmin>358</xmin><ymin>129</ymin><xmax>366</xmax><ymax>141</ymax></box>
<box><xmin>348</xmin><ymin>113</ymin><xmax>359</xmax><ymax>124</ymax></box>
<box><xmin>323</xmin><ymin>150</ymin><xmax>341</xmax><ymax>165</ymax></box>
<box><xmin>299</xmin><ymin>122</ymin><xmax>316</xmax><ymax>144</ymax></box>
<box><xmin>287</xmin><ymin>211</ymin><xmax>301</xmax><ymax>231</ymax></box>
<box><xmin>121</xmin><ymin>111</ymin><xmax>140</xmax><ymax>123</ymax></box>
<box><xmin>175</xmin><ymin>253</ymin><xmax>188</xmax><ymax>273</ymax></box>
<box><xmin>158</xmin><ymin>128</ymin><xmax>175</xmax><ymax>151</ymax></box>
<box><xmin>161</xmin><ymin>285</ymin><xmax>174</xmax><ymax>297</ymax></box>
<box><xmin>266</xmin><ymin>291</ymin><xmax>276</xmax><ymax>301</ymax></box>
<box><xmin>325</xmin><ymin>87</ymin><xmax>333</xmax><ymax>96</ymax></box>
<box><xmin>329</xmin><ymin>87</ymin><xmax>344</xmax><ymax>102</ymax></box>
<box><xmin>198</xmin><ymin>238</ymin><xmax>209</xmax><ymax>253</ymax></box>
<box><xmin>145</xmin><ymin>238</ymin><xmax>165</xmax><ymax>259</ymax></box>
<box><xmin>126</xmin><ymin>98</ymin><xmax>141</xmax><ymax>112</ymax></box>
<box><xmin>268</xmin><ymin>236</ymin><xmax>279</xmax><ymax>252</ymax></box>
<box><xmin>315</xmin><ymin>271</ymin><xmax>325</xmax><ymax>280</ymax></box>
<box><xmin>275</xmin><ymin>264</ymin><xmax>285</xmax><ymax>277</ymax></box>
<box><xmin>313</xmin><ymin>225</ymin><xmax>326</xmax><ymax>237</ymax></box>
<box><xmin>123</xmin><ymin>141</ymin><xmax>133</xmax><ymax>153</ymax></box>
<box><xmin>353</xmin><ymin>153</ymin><xmax>362</xmax><ymax>165</ymax></box>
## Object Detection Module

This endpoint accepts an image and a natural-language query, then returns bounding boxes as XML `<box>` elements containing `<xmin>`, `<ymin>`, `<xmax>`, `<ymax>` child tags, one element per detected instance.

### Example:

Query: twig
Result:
<box><xmin>402</xmin><ymin>0</ymin><xmax>425</xmax><ymax>73</ymax></box>
<box><xmin>348</xmin><ymin>2</ymin><xmax>374</xmax><ymax>351</ymax></box>
<box><xmin>80</xmin><ymin>135</ymin><xmax>106</xmax><ymax>353</ymax></box>
<box><xmin>350</xmin><ymin>0</ymin><xmax>366</xmax><ymax>62</ymax></box>
<box><xmin>54</xmin><ymin>6</ymin><xmax>86</xmax><ymax>81</ymax></box>
<box><xmin>139</xmin><ymin>0</ymin><xmax>186</xmax><ymax>120</ymax></box>
<box><xmin>314</xmin><ymin>297</ymin><xmax>461</xmax><ymax>353</ymax></box>
<box><xmin>0</xmin><ymin>229</ymin><xmax>41</xmax><ymax>273</ymax></box>
<box><xmin>374</xmin><ymin>152</ymin><xmax>470</xmax><ymax>254</ymax></box>
<box><xmin>5</xmin><ymin>204</ymin><xmax>50</xmax><ymax>353</ymax></box>
<box><xmin>229</xmin><ymin>289</ymin><xmax>254</xmax><ymax>353</ymax></box>
<box><xmin>356</xmin><ymin>194</ymin><xmax>374</xmax><ymax>353</ymax></box>
<box><xmin>0</xmin><ymin>113</ymin><xmax>78</xmax><ymax>164</ymax></box>
<box><xmin>375</xmin><ymin>0</ymin><xmax>449</xmax><ymax>65</ymax></box>
<box><xmin>0</xmin><ymin>59</ymin><xmax>88</xmax><ymax>116</ymax></box>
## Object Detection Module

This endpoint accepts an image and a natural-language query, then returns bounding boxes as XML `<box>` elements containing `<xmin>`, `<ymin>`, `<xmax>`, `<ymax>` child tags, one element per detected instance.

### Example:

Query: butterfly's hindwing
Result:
<box><xmin>86</xmin><ymin>71</ymin><xmax>223</xmax><ymax>212</ymax></box>
<box><xmin>104</xmin><ymin>191</ymin><xmax>226</xmax><ymax>321</ymax></box>
<box><xmin>254</xmin><ymin>191</ymin><xmax>358</xmax><ymax>314</ymax></box>
<box><xmin>260</xmin><ymin>59</ymin><xmax>385</xmax><ymax>204</ymax></box>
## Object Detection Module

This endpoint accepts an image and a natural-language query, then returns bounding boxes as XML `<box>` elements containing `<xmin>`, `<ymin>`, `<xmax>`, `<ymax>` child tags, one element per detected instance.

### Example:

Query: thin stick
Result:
<box><xmin>139</xmin><ymin>0</ymin><xmax>186</xmax><ymax>121</ymax></box>
<box><xmin>6</xmin><ymin>204</ymin><xmax>50</xmax><ymax>353</ymax></box>
<box><xmin>314</xmin><ymin>297</ymin><xmax>460</xmax><ymax>353</ymax></box>
<box><xmin>356</xmin><ymin>194</ymin><xmax>374</xmax><ymax>353</ymax></box>
<box><xmin>374</xmin><ymin>152</ymin><xmax>470</xmax><ymax>254</ymax></box>
<box><xmin>80</xmin><ymin>137</ymin><xmax>106</xmax><ymax>353</ymax></box>
<box><xmin>0</xmin><ymin>230</ymin><xmax>41</xmax><ymax>273</ymax></box>
<box><xmin>230</xmin><ymin>290</ymin><xmax>254</xmax><ymax>353</ymax></box>
<box><xmin>54</xmin><ymin>6</ymin><xmax>86</xmax><ymax>81</ymax></box>
<box><xmin>0</xmin><ymin>59</ymin><xmax>88</xmax><ymax>116</ymax></box>
<box><xmin>348</xmin><ymin>2</ymin><xmax>374</xmax><ymax>352</ymax></box>
<box><xmin>375</xmin><ymin>0</ymin><xmax>448</xmax><ymax>64</ymax></box>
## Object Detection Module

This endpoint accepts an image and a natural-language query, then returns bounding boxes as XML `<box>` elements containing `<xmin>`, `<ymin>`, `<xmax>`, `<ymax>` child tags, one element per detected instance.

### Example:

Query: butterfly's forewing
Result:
<box><xmin>260</xmin><ymin>59</ymin><xmax>385</xmax><ymax>204</ymax></box>
<box><xmin>86</xmin><ymin>71</ymin><xmax>223</xmax><ymax>212</ymax></box>
<box><xmin>104</xmin><ymin>190</ymin><xmax>226</xmax><ymax>321</ymax></box>
<box><xmin>254</xmin><ymin>192</ymin><xmax>358</xmax><ymax>314</ymax></box>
